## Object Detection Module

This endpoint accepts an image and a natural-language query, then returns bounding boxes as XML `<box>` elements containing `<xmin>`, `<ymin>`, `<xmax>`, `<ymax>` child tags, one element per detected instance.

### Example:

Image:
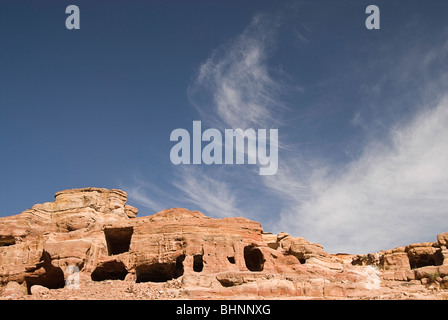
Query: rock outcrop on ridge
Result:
<box><xmin>0</xmin><ymin>188</ymin><xmax>447</xmax><ymax>300</ymax></box>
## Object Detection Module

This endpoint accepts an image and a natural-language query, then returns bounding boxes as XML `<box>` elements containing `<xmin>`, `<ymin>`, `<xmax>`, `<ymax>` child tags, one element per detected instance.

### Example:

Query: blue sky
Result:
<box><xmin>1</xmin><ymin>1</ymin><xmax>448</xmax><ymax>254</ymax></box>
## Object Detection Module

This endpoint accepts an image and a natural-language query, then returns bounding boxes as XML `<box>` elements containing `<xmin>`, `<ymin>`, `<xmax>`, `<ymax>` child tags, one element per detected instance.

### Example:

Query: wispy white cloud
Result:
<box><xmin>271</xmin><ymin>93</ymin><xmax>448</xmax><ymax>254</ymax></box>
<box><xmin>188</xmin><ymin>13</ymin><xmax>288</xmax><ymax>130</ymax></box>
<box><xmin>168</xmin><ymin>13</ymin><xmax>290</xmax><ymax>219</ymax></box>
<box><xmin>124</xmin><ymin>13</ymin><xmax>288</xmax><ymax>220</ymax></box>
<box><xmin>171</xmin><ymin>166</ymin><xmax>245</xmax><ymax>218</ymax></box>
<box><xmin>259</xmin><ymin>24</ymin><xmax>448</xmax><ymax>254</ymax></box>
<box><xmin>120</xmin><ymin>177</ymin><xmax>168</xmax><ymax>213</ymax></box>
<box><xmin>126</xmin><ymin>186</ymin><xmax>164</xmax><ymax>212</ymax></box>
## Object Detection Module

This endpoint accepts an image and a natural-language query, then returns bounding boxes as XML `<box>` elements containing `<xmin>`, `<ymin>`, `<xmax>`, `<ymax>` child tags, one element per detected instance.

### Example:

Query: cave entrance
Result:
<box><xmin>244</xmin><ymin>245</ymin><xmax>265</xmax><ymax>272</ymax></box>
<box><xmin>227</xmin><ymin>256</ymin><xmax>235</xmax><ymax>264</ymax></box>
<box><xmin>409</xmin><ymin>249</ymin><xmax>444</xmax><ymax>269</ymax></box>
<box><xmin>104</xmin><ymin>227</ymin><xmax>133</xmax><ymax>256</ymax></box>
<box><xmin>91</xmin><ymin>260</ymin><xmax>128</xmax><ymax>281</ymax></box>
<box><xmin>136</xmin><ymin>255</ymin><xmax>185</xmax><ymax>283</ymax></box>
<box><xmin>193</xmin><ymin>255</ymin><xmax>204</xmax><ymax>272</ymax></box>
<box><xmin>0</xmin><ymin>235</ymin><xmax>16</xmax><ymax>247</ymax></box>
<box><xmin>24</xmin><ymin>251</ymin><xmax>65</xmax><ymax>294</ymax></box>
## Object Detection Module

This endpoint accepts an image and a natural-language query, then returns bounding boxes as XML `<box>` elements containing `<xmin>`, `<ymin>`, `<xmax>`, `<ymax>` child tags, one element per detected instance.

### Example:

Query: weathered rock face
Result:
<box><xmin>352</xmin><ymin>235</ymin><xmax>448</xmax><ymax>289</ymax></box>
<box><xmin>0</xmin><ymin>188</ymin><xmax>276</xmax><ymax>294</ymax></box>
<box><xmin>1</xmin><ymin>187</ymin><xmax>448</xmax><ymax>300</ymax></box>
<box><xmin>0</xmin><ymin>188</ymin><xmax>138</xmax><ymax>291</ymax></box>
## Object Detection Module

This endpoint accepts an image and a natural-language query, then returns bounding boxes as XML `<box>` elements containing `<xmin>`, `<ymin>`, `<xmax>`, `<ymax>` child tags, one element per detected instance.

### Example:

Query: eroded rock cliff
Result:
<box><xmin>1</xmin><ymin>188</ymin><xmax>447</xmax><ymax>299</ymax></box>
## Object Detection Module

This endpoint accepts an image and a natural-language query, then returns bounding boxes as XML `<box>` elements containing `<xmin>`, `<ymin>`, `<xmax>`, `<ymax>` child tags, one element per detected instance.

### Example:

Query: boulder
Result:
<box><xmin>437</xmin><ymin>232</ymin><xmax>448</xmax><ymax>246</ymax></box>
<box><xmin>1</xmin><ymin>281</ymin><xmax>27</xmax><ymax>298</ymax></box>
<box><xmin>276</xmin><ymin>234</ymin><xmax>328</xmax><ymax>263</ymax></box>
<box><xmin>30</xmin><ymin>285</ymin><xmax>49</xmax><ymax>295</ymax></box>
<box><xmin>382</xmin><ymin>247</ymin><xmax>410</xmax><ymax>270</ymax></box>
<box><xmin>406</xmin><ymin>243</ymin><xmax>443</xmax><ymax>268</ymax></box>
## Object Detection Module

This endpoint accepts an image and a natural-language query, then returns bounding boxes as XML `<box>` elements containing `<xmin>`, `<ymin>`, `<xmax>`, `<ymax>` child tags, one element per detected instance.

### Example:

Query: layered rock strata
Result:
<box><xmin>1</xmin><ymin>188</ymin><xmax>447</xmax><ymax>299</ymax></box>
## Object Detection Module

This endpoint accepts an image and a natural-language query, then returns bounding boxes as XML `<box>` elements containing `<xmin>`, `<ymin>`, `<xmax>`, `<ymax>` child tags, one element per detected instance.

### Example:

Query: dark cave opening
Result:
<box><xmin>91</xmin><ymin>260</ymin><xmax>128</xmax><ymax>281</ymax></box>
<box><xmin>193</xmin><ymin>254</ymin><xmax>204</xmax><ymax>272</ymax></box>
<box><xmin>244</xmin><ymin>245</ymin><xmax>265</xmax><ymax>272</ymax></box>
<box><xmin>104</xmin><ymin>227</ymin><xmax>133</xmax><ymax>256</ymax></box>
<box><xmin>136</xmin><ymin>255</ymin><xmax>185</xmax><ymax>283</ymax></box>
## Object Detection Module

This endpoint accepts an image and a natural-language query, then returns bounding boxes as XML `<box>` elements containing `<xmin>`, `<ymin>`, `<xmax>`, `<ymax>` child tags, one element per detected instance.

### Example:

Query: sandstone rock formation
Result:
<box><xmin>1</xmin><ymin>187</ymin><xmax>447</xmax><ymax>300</ymax></box>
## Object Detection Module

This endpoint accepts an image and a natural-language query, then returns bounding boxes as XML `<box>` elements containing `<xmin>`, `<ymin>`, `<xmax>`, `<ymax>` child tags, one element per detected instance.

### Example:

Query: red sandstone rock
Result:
<box><xmin>1</xmin><ymin>187</ymin><xmax>448</xmax><ymax>300</ymax></box>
